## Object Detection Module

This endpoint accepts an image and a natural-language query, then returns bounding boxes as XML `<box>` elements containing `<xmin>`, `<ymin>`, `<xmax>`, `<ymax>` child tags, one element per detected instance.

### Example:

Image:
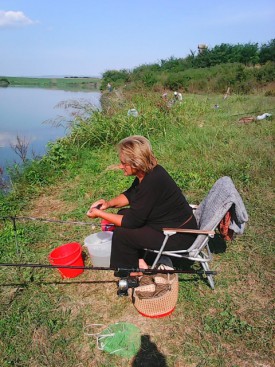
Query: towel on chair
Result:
<box><xmin>194</xmin><ymin>176</ymin><xmax>249</xmax><ymax>235</ymax></box>
<box><xmin>218</xmin><ymin>211</ymin><xmax>234</xmax><ymax>240</ymax></box>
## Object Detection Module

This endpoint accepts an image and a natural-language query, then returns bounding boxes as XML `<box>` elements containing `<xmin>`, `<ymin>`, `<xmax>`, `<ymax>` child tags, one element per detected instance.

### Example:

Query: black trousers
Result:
<box><xmin>110</xmin><ymin>215</ymin><xmax>198</xmax><ymax>268</ymax></box>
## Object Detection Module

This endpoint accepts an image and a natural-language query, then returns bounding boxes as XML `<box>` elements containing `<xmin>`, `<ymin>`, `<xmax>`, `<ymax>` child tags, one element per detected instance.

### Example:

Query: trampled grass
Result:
<box><xmin>0</xmin><ymin>90</ymin><xmax>274</xmax><ymax>366</ymax></box>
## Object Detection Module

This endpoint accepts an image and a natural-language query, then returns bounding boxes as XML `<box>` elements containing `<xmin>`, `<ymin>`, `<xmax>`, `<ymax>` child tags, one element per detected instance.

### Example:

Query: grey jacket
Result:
<box><xmin>194</xmin><ymin>176</ymin><xmax>249</xmax><ymax>235</ymax></box>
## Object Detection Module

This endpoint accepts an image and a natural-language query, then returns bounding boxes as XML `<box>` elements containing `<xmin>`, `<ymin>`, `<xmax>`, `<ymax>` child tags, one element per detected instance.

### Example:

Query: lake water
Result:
<box><xmin>0</xmin><ymin>87</ymin><xmax>101</xmax><ymax>173</ymax></box>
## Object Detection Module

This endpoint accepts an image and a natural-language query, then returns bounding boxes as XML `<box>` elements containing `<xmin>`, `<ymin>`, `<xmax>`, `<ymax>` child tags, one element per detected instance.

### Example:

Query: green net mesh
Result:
<box><xmin>98</xmin><ymin>322</ymin><xmax>141</xmax><ymax>358</ymax></box>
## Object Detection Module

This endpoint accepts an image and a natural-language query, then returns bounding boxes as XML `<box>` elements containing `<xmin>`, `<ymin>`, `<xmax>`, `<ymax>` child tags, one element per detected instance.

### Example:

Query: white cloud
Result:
<box><xmin>0</xmin><ymin>10</ymin><xmax>37</xmax><ymax>28</ymax></box>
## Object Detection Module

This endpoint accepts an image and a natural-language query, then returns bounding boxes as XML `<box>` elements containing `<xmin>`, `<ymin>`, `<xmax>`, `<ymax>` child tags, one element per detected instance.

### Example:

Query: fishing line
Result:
<box><xmin>0</xmin><ymin>215</ymin><xmax>102</xmax><ymax>227</ymax></box>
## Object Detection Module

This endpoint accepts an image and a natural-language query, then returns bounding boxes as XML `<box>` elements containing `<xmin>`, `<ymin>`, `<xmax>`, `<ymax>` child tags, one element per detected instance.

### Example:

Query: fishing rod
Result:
<box><xmin>0</xmin><ymin>262</ymin><xmax>216</xmax><ymax>275</ymax></box>
<box><xmin>0</xmin><ymin>262</ymin><xmax>217</xmax><ymax>296</ymax></box>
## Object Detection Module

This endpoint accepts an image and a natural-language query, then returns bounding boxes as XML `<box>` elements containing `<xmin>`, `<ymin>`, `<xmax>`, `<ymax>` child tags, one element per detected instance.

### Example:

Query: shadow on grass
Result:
<box><xmin>209</xmin><ymin>234</ymin><xmax>227</xmax><ymax>254</ymax></box>
<box><xmin>144</xmin><ymin>233</ymin><xmax>227</xmax><ymax>271</ymax></box>
<box><xmin>132</xmin><ymin>334</ymin><xmax>168</xmax><ymax>367</ymax></box>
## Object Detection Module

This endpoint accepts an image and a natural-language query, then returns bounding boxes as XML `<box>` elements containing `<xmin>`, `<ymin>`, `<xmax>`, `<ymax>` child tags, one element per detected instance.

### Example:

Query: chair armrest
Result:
<box><xmin>163</xmin><ymin>228</ymin><xmax>215</xmax><ymax>236</ymax></box>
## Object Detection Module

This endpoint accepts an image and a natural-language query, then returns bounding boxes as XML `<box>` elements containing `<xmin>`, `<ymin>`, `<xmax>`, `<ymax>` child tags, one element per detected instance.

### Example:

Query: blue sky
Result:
<box><xmin>0</xmin><ymin>0</ymin><xmax>274</xmax><ymax>77</ymax></box>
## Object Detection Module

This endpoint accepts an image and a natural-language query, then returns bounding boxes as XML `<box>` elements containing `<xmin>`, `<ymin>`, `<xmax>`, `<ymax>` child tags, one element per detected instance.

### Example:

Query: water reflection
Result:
<box><xmin>0</xmin><ymin>87</ymin><xmax>101</xmax><ymax>170</ymax></box>
<box><xmin>0</xmin><ymin>132</ymin><xmax>19</xmax><ymax>147</ymax></box>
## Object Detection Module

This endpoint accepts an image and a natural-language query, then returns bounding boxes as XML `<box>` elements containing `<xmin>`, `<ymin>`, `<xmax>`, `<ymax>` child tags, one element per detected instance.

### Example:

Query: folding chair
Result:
<box><xmin>146</xmin><ymin>176</ymin><xmax>249</xmax><ymax>289</ymax></box>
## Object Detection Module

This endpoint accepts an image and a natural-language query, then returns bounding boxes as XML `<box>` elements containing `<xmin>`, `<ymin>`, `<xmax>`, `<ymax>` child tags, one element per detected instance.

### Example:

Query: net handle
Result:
<box><xmin>84</xmin><ymin>323</ymin><xmax>115</xmax><ymax>350</ymax></box>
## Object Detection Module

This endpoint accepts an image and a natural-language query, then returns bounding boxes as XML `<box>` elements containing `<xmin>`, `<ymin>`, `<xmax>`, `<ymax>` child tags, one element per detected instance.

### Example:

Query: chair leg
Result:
<box><xmin>151</xmin><ymin>234</ymin><xmax>171</xmax><ymax>269</ymax></box>
<box><xmin>201</xmin><ymin>261</ymin><xmax>215</xmax><ymax>289</ymax></box>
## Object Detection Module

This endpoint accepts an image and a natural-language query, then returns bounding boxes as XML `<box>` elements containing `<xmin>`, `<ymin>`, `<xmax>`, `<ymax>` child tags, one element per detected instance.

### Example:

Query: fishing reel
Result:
<box><xmin>117</xmin><ymin>277</ymin><xmax>139</xmax><ymax>296</ymax></box>
<box><xmin>114</xmin><ymin>269</ymin><xmax>140</xmax><ymax>296</ymax></box>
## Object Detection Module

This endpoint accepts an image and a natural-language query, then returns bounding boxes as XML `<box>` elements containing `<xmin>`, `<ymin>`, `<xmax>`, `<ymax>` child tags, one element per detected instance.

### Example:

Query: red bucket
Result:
<box><xmin>49</xmin><ymin>242</ymin><xmax>84</xmax><ymax>278</ymax></box>
<box><xmin>101</xmin><ymin>219</ymin><xmax>115</xmax><ymax>232</ymax></box>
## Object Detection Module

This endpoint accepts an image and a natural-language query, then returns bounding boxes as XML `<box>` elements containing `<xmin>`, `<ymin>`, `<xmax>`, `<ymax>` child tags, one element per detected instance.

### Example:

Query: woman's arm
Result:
<box><xmin>88</xmin><ymin>194</ymin><xmax>129</xmax><ymax>211</ymax></box>
<box><xmin>87</xmin><ymin>209</ymin><xmax>124</xmax><ymax>226</ymax></box>
<box><xmin>106</xmin><ymin>194</ymin><xmax>129</xmax><ymax>208</ymax></box>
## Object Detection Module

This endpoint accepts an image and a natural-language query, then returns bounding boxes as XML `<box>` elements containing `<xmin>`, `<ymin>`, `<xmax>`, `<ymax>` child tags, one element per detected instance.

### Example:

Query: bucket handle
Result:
<box><xmin>84</xmin><ymin>239</ymin><xmax>111</xmax><ymax>247</ymax></box>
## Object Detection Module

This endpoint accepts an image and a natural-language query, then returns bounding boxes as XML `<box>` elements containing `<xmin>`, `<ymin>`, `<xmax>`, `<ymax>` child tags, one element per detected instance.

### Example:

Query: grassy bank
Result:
<box><xmin>101</xmin><ymin>61</ymin><xmax>275</xmax><ymax>95</ymax></box>
<box><xmin>0</xmin><ymin>89</ymin><xmax>274</xmax><ymax>367</ymax></box>
<box><xmin>0</xmin><ymin>76</ymin><xmax>101</xmax><ymax>90</ymax></box>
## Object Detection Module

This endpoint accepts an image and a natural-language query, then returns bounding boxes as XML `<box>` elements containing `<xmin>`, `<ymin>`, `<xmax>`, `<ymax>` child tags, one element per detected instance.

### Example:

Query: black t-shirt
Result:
<box><xmin>121</xmin><ymin>165</ymin><xmax>193</xmax><ymax>230</ymax></box>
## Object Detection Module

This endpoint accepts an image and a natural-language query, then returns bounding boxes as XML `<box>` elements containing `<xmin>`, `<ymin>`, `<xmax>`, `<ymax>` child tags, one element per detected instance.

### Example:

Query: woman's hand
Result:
<box><xmin>86</xmin><ymin>207</ymin><xmax>100</xmax><ymax>218</ymax></box>
<box><xmin>86</xmin><ymin>194</ymin><xmax>128</xmax><ymax>224</ymax></box>
<box><xmin>89</xmin><ymin>199</ymin><xmax>109</xmax><ymax>211</ymax></box>
<box><xmin>86</xmin><ymin>199</ymin><xmax>109</xmax><ymax>218</ymax></box>
<box><xmin>86</xmin><ymin>199</ymin><xmax>124</xmax><ymax>226</ymax></box>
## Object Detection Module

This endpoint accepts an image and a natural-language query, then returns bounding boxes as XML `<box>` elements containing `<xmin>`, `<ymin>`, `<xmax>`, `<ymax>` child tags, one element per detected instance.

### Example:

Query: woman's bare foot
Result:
<box><xmin>139</xmin><ymin>258</ymin><xmax>148</xmax><ymax>269</ymax></box>
<box><xmin>130</xmin><ymin>258</ymin><xmax>148</xmax><ymax>276</ymax></box>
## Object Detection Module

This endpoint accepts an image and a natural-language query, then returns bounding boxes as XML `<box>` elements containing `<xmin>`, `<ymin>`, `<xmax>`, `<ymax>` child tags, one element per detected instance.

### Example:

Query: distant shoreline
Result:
<box><xmin>0</xmin><ymin>75</ymin><xmax>101</xmax><ymax>79</ymax></box>
<box><xmin>0</xmin><ymin>76</ymin><xmax>101</xmax><ymax>90</ymax></box>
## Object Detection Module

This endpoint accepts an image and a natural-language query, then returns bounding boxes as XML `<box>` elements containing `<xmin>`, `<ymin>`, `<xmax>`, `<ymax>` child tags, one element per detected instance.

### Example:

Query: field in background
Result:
<box><xmin>0</xmin><ymin>90</ymin><xmax>274</xmax><ymax>367</ymax></box>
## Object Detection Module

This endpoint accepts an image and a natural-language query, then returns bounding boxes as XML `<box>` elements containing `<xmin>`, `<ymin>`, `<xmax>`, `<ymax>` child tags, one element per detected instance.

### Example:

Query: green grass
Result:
<box><xmin>0</xmin><ymin>90</ymin><xmax>274</xmax><ymax>366</ymax></box>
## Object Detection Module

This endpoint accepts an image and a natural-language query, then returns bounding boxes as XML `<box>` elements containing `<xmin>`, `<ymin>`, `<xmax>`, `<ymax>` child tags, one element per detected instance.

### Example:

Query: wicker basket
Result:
<box><xmin>132</xmin><ymin>273</ymin><xmax>179</xmax><ymax>318</ymax></box>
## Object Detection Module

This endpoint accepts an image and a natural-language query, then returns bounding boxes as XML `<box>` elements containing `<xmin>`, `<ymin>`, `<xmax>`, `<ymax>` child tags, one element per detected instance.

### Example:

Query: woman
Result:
<box><xmin>87</xmin><ymin>135</ymin><xmax>197</xmax><ymax>270</ymax></box>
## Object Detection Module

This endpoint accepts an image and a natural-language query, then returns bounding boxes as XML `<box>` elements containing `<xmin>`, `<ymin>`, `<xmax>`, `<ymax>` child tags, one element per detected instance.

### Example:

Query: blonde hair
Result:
<box><xmin>117</xmin><ymin>135</ymin><xmax>157</xmax><ymax>173</ymax></box>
